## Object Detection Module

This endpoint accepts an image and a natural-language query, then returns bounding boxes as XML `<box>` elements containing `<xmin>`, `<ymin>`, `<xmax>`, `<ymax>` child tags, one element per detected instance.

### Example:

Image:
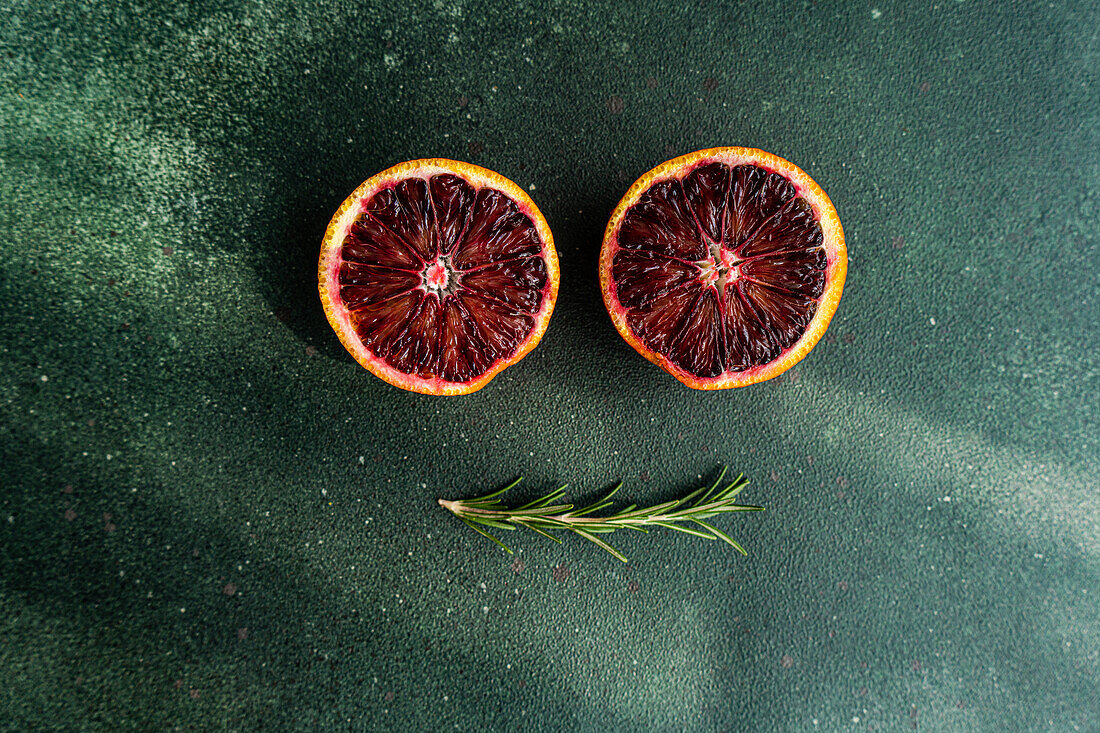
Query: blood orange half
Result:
<box><xmin>600</xmin><ymin>147</ymin><xmax>846</xmax><ymax>389</ymax></box>
<box><xmin>319</xmin><ymin>159</ymin><xmax>558</xmax><ymax>395</ymax></box>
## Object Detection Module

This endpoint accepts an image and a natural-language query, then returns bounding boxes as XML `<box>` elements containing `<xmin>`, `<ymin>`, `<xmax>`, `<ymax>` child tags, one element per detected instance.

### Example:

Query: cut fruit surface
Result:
<box><xmin>600</xmin><ymin>147</ymin><xmax>846</xmax><ymax>389</ymax></box>
<box><xmin>319</xmin><ymin>159</ymin><xmax>558</xmax><ymax>395</ymax></box>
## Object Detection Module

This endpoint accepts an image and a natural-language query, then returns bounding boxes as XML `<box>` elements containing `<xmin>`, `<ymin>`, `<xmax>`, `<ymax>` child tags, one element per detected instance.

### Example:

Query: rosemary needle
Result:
<box><xmin>438</xmin><ymin>466</ymin><xmax>764</xmax><ymax>563</ymax></box>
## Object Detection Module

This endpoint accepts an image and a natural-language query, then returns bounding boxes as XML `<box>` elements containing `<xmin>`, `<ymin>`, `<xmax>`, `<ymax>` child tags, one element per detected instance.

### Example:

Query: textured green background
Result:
<box><xmin>2</xmin><ymin>1</ymin><xmax>1097</xmax><ymax>730</ymax></box>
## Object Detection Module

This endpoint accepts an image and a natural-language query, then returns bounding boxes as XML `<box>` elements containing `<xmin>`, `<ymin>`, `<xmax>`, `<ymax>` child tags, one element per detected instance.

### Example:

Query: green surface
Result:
<box><xmin>2</xmin><ymin>1</ymin><xmax>1098</xmax><ymax>730</ymax></box>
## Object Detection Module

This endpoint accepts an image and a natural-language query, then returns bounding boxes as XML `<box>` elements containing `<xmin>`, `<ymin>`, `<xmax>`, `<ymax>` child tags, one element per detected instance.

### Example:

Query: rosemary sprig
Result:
<box><xmin>438</xmin><ymin>467</ymin><xmax>764</xmax><ymax>563</ymax></box>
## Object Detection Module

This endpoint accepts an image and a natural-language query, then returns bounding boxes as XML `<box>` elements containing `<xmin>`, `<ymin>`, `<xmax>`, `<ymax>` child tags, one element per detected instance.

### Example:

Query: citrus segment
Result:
<box><xmin>319</xmin><ymin>160</ymin><xmax>558</xmax><ymax>395</ymax></box>
<box><xmin>600</xmin><ymin>147</ymin><xmax>846</xmax><ymax>389</ymax></box>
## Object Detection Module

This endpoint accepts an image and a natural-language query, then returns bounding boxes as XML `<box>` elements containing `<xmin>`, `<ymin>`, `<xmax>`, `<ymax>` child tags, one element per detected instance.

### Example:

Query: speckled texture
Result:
<box><xmin>1</xmin><ymin>1</ymin><xmax>1097</xmax><ymax>731</ymax></box>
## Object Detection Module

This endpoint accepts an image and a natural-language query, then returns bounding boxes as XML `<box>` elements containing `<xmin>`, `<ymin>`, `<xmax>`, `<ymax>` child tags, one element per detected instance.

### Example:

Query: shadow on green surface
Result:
<box><xmin>130</xmin><ymin>5</ymin><xmax>638</xmax><ymax>372</ymax></box>
<box><xmin>1</xmin><ymin>427</ymin><xmax>645</xmax><ymax>730</ymax></box>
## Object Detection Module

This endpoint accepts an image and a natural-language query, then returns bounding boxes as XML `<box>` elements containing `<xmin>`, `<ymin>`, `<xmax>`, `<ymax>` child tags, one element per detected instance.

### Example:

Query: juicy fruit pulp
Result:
<box><xmin>341</xmin><ymin>176</ymin><xmax>547</xmax><ymax>381</ymax></box>
<box><xmin>602</xmin><ymin>148</ymin><xmax>845</xmax><ymax>388</ymax></box>
<box><xmin>320</xmin><ymin>161</ymin><xmax>557</xmax><ymax>395</ymax></box>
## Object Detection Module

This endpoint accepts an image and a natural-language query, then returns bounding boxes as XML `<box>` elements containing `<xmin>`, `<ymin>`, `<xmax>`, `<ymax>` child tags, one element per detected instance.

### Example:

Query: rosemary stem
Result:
<box><xmin>439</xmin><ymin>467</ymin><xmax>762</xmax><ymax>562</ymax></box>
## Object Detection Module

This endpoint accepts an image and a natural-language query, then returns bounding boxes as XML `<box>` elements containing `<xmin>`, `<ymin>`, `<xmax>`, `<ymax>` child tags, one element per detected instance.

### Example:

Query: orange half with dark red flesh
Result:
<box><xmin>319</xmin><ymin>159</ymin><xmax>559</xmax><ymax>395</ymax></box>
<box><xmin>600</xmin><ymin>147</ymin><xmax>846</xmax><ymax>389</ymax></box>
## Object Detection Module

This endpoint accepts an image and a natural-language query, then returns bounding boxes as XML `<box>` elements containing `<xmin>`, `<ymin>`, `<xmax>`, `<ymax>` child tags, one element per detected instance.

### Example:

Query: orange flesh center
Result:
<box><xmin>695</xmin><ymin>243</ymin><xmax>741</xmax><ymax>291</ymax></box>
<box><xmin>423</xmin><ymin>258</ymin><xmax>451</xmax><ymax>293</ymax></box>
